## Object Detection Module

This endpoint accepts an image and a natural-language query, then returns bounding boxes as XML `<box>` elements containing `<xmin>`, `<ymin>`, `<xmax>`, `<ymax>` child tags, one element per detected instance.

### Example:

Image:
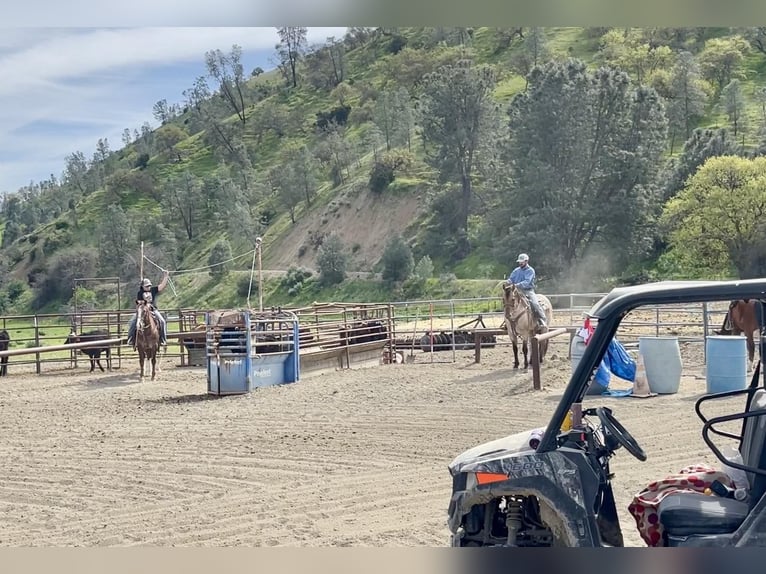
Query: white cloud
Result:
<box><xmin>0</xmin><ymin>27</ymin><xmax>347</xmax><ymax>193</ymax></box>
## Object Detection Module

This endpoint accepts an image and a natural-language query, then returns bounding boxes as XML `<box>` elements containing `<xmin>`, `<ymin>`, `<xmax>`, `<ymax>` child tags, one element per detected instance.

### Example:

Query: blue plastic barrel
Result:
<box><xmin>706</xmin><ymin>335</ymin><xmax>748</xmax><ymax>394</ymax></box>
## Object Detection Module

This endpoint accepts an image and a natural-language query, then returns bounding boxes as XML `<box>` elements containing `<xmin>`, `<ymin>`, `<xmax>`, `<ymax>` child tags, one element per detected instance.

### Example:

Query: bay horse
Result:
<box><xmin>501</xmin><ymin>282</ymin><xmax>554</xmax><ymax>369</ymax></box>
<box><xmin>715</xmin><ymin>299</ymin><xmax>760</xmax><ymax>372</ymax></box>
<box><xmin>135</xmin><ymin>300</ymin><xmax>161</xmax><ymax>380</ymax></box>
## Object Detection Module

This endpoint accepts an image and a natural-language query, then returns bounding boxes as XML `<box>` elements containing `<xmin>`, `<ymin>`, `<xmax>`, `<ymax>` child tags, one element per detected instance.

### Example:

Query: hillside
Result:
<box><xmin>3</xmin><ymin>26</ymin><xmax>766</xmax><ymax>316</ymax></box>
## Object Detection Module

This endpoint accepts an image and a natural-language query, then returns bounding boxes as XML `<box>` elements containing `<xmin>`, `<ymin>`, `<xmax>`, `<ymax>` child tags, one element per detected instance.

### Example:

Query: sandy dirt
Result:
<box><xmin>0</xmin><ymin>329</ymin><xmax>754</xmax><ymax>547</ymax></box>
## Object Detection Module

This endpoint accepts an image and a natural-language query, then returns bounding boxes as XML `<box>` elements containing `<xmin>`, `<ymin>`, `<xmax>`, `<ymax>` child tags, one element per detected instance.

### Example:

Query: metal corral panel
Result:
<box><xmin>205</xmin><ymin>309</ymin><xmax>300</xmax><ymax>395</ymax></box>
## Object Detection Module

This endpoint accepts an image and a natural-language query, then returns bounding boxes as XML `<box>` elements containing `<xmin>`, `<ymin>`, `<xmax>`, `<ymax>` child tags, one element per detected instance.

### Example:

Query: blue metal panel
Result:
<box><xmin>205</xmin><ymin>309</ymin><xmax>302</xmax><ymax>395</ymax></box>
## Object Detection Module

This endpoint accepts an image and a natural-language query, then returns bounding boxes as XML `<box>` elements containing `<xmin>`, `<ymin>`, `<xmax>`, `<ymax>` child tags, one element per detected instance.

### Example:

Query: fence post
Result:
<box><xmin>531</xmin><ymin>336</ymin><xmax>541</xmax><ymax>390</ymax></box>
<box><xmin>450</xmin><ymin>299</ymin><xmax>456</xmax><ymax>363</ymax></box>
<box><xmin>655</xmin><ymin>307</ymin><xmax>660</xmax><ymax>337</ymax></box>
<box><xmin>702</xmin><ymin>302</ymin><xmax>709</xmax><ymax>365</ymax></box>
<box><xmin>34</xmin><ymin>315</ymin><xmax>40</xmax><ymax>375</ymax></box>
<box><xmin>117</xmin><ymin>310</ymin><xmax>123</xmax><ymax>369</ymax></box>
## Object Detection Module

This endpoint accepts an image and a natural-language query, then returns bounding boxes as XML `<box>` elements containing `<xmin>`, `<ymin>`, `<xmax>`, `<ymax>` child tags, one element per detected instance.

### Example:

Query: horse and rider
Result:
<box><xmin>126</xmin><ymin>271</ymin><xmax>169</xmax><ymax>350</ymax></box>
<box><xmin>506</xmin><ymin>252</ymin><xmax>548</xmax><ymax>331</ymax></box>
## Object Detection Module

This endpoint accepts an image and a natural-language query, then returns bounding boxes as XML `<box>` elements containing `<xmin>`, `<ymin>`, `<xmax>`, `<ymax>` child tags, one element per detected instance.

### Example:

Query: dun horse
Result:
<box><xmin>501</xmin><ymin>282</ymin><xmax>554</xmax><ymax>370</ymax></box>
<box><xmin>715</xmin><ymin>299</ymin><xmax>760</xmax><ymax>372</ymax></box>
<box><xmin>135</xmin><ymin>300</ymin><xmax>161</xmax><ymax>380</ymax></box>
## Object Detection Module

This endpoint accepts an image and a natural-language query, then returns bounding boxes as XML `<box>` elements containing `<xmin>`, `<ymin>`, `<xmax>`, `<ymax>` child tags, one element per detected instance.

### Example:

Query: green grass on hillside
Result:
<box><xmin>4</xmin><ymin>27</ymin><xmax>764</xmax><ymax>316</ymax></box>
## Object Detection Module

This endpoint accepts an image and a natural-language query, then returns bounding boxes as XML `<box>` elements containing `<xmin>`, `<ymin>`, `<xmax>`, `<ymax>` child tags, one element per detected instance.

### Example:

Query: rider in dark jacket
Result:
<box><xmin>126</xmin><ymin>271</ymin><xmax>169</xmax><ymax>348</ymax></box>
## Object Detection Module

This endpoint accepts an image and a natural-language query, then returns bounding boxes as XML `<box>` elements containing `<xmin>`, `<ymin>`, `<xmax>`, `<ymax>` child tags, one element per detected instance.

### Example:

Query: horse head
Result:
<box><xmin>136</xmin><ymin>299</ymin><xmax>157</xmax><ymax>333</ymax></box>
<box><xmin>501</xmin><ymin>282</ymin><xmax>527</xmax><ymax>312</ymax></box>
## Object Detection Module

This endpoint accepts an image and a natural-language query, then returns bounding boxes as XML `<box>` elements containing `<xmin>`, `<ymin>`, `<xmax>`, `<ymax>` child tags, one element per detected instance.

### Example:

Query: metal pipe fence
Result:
<box><xmin>0</xmin><ymin>293</ymin><xmax>742</xmax><ymax>375</ymax></box>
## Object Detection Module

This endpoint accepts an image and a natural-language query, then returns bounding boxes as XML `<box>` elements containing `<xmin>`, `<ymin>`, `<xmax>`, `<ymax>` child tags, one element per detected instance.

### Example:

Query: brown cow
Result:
<box><xmin>715</xmin><ymin>299</ymin><xmax>760</xmax><ymax>371</ymax></box>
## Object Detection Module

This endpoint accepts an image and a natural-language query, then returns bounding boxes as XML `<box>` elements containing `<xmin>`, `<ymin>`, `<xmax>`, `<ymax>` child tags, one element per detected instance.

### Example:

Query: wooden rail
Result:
<box><xmin>0</xmin><ymin>338</ymin><xmax>125</xmax><ymax>358</ymax></box>
<box><xmin>531</xmin><ymin>328</ymin><xmax>571</xmax><ymax>390</ymax></box>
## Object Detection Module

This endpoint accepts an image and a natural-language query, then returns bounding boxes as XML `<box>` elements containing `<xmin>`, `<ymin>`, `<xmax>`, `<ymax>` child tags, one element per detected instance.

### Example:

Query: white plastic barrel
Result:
<box><xmin>638</xmin><ymin>336</ymin><xmax>682</xmax><ymax>394</ymax></box>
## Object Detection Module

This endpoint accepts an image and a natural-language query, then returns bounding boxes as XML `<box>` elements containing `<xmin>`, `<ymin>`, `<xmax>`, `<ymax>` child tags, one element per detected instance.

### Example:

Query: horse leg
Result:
<box><xmin>139</xmin><ymin>351</ymin><xmax>145</xmax><ymax>379</ymax></box>
<box><xmin>511</xmin><ymin>338</ymin><xmax>519</xmax><ymax>369</ymax></box>
<box><xmin>151</xmin><ymin>354</ymin><xmax>157</xmax><ymax>381</ymax></box>
<box><xmin>748</xmin><ymin>331</ymin><xmax>755</xmax><ymax>372</ymax></box>
<box><xmin>523</xmin><ymin>338</ymin><xmax>529</xmax><ymax>370</ymax></box>
<box><xmin>106</xmin><ymin>348</ymin><xmax>112</xmax><ymax>372</ymax></box>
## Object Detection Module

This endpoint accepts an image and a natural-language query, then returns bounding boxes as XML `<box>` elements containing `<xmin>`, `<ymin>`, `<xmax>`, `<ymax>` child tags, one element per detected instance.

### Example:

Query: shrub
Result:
<box><xmin>381</xmin><ymin>235</ymin><xmax>414</xmax><ymax>284</ymax></box>
<box><xmin>317</xmin><ymin>235</ymin><xmax>348</xmax><ymax>286</ymax></box>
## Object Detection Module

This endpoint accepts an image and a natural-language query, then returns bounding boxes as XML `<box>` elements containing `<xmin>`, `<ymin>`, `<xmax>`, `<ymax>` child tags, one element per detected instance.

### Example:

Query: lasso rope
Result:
<box><xmin>142</xmin><ymin>242</ymin><xmax>262</xmax><ymax>304</ymax></box>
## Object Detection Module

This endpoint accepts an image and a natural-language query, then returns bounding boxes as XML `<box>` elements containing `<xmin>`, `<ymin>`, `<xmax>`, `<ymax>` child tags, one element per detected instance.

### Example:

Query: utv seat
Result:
<box><xmin>657</xmin><ymin>387</ymin><xmax>766</xmax><ymax>537</ymax></box>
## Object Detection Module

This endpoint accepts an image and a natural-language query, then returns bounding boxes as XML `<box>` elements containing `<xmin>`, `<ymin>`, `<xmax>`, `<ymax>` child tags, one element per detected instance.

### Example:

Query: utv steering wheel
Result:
<box><xmin>596</xmin><ymin>406</ymin><xmax>647</xmax><ymax>462</ymax></box>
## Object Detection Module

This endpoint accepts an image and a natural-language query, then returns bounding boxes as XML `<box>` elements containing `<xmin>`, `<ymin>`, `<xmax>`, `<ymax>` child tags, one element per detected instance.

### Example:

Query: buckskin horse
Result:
<box><xmin>135</xmin><ymin>300</ymin><xmax>161</xmax><ymax>380</ymax></box>
<box><xmin>501</xmin><ymin>282</ymin><xmax>554</xmax><ymax>370</ymax></box>
<box><xmin>715</xmin><ymin>299</ymin><xmax>760</xmax><ymax>372</ymax></box>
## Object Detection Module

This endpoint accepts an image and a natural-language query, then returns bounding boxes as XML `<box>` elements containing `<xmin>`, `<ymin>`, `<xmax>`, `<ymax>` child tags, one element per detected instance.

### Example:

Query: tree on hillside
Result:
<box><xmin>63</xmin><ymin>151</ymin><xmax>92</xmax><ymax>196</ymax></box>
<box><xmin>32</xmin><ymin>246</ymin><xmax>99</xmax><ymax>310</ymax></box>
<box><xmin>661</xmin><ymin>155</ymin><xmax>766</xmax><ymax>278</ymax></box>
<box><xmin>373</xmin><ymin>87</ymin><xmax>415</xmax><ymax>151</ymax></box>
<box><xmin>497</xmin><ymin>59</ymin><xmax>668</xmax><ymax>278</ymax></box>
<box><xmin>152</xmin><ymin>99</ymin><xmax>173</xmax><ymax>124</ymax></box>
<box><xmin>205</xmin><ymin>44</ymin><xmax>248</xmax><ymax>125</ymax></box>
<box><xmin>276</xmin><ymin>27</ymin><xmax>308</xmax><ymax>88</ymax></box>
<box><xmin>698</xmin><ymin>36</ymin><xmax>749</xmax><ymax>92</ymax></box>
<box><xmin>305</xmin><ymin>37</ymin><xmax>346</xmax><ymax>89</ymax></box>
<box><xmin>208</xmin><ymin>238</ymin><xmax>233</xmax><ymax>280</ymax></box>
<box><xmin>315</xmin><ymin>123</ymin><xmax>354</xmax><ymax>186</ymax></box>
<box><xmin>121</xmin><ymin>128</ymin><xmax>132</xmax><ymax>148</ymax></box>
<box><xmin>281</xmin><ymin>144</ymin><xmax>319</xmax><ymax>206</ymax></box>
<box><xmin>182</xmin><ymin>74</ymin><xmax>244</xmax><ymax>167</ymax></box>
<box><xmin>316</xmin><ymin>234</ymin><xmax>348</xmax><ymax>286</ymax></box>
<box><xmin>419</xmin><ymin>61</ymin><xmax>501</xmax><ymax>259</ymax></box>
<box><xmin>598</xmin><ymin>28</ymin><xmax>673</xmax><ymax>86</ymax></box>
<box><xmin>720</xmin><ymin>79</ymin><xmax>749</xmax><ymax>142</ymax></box>
<box><xmin>381</xmin><ymin>235</ymin><xmax>414</xmax><ymax>284</ymax></box>
<box><xmin>492</xmin><ymin>28</ymin><xmax>525</xmax><ymax>53</ymax></box>
<box><xmin>272</xmin><ymin>164</ymin><xmax>303</xmax><ymax>224</ymax></box>
<box><xmin>665</xmin><ymin>51</ymin><xmax>709</xmax><ymax>150</ymax></box>
<box><xmin>155</xmin><ymin>124</ymin><xmax>189</xmax><ymax>162</ymax></box>
<box><xmin>161</xmin><ymin>171</ymin><xmax>203</xmax><ymax>241</ymax></box>
<box><xmin>510</xmin><ymin>27</ymin><xmax>551</xmax><ymax>88</ymax></box>
<box><xmin>740</xmin><ymin>27</ymin><xmax>766</xmax><ymax>56</ymax></box>
<box><xmin>97</xmin><ymin>204</ymin><xmax>134</xmax><ymax>276</ymax></box>
<box><xmin>662</xmin><ymin>127</ymin><xmax>743</xmax><ymax>201</ymax></box>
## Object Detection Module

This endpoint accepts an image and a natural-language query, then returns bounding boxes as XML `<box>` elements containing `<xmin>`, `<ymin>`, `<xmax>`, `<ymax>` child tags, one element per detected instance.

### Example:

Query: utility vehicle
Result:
<box><xmin>447</xmin><ymin>279</ymin><xmax>766</xmax><ymax>547</ymax></box>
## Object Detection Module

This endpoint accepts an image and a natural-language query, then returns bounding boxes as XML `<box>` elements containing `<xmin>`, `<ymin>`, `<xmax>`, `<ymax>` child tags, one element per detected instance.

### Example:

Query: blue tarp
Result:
<box><xmin>591</xmin><ymin>338</ymin><xmax>637</xmax><ymax>397</ymax></box>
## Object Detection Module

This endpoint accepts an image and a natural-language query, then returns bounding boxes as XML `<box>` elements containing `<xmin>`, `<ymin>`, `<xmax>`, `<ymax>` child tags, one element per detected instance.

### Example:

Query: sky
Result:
<box><xmin>0</xmin><ymin>27</ymin><xmax>348</xmax><ymax>194</ymax></box>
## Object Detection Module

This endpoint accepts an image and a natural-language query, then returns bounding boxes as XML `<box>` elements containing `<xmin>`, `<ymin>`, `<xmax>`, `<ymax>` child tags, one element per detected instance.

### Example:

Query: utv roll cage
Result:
<box><xmin>536</xmin><ymin>279</ymin><xmax>766</xmax><ymax>456</ymax></box>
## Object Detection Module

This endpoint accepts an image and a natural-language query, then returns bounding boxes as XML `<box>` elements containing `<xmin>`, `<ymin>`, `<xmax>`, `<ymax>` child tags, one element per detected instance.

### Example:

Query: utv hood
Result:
<box><xmin>448</xmin><ymin>428</ymin><xmax>544</xmax><ymax>475</ymax></box>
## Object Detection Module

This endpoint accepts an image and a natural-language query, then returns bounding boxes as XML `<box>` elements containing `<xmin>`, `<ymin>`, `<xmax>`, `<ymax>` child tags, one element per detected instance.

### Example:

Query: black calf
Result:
<box><xmin>65</xmin><ymin>329</ymin><xmax>112</xmax><ymax>372</ymax></box>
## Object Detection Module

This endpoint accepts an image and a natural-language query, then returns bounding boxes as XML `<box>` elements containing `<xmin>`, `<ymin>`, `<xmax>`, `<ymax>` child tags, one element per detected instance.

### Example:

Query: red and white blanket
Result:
<box><xmin>627</xmin><ymin>464</ymin><xmax>735</xmax><ymax>546</ymax></box>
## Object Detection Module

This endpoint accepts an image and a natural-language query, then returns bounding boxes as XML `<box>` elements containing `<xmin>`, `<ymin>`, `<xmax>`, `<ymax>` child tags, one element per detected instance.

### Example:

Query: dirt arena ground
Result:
<box><xmin>0</xmin><ymin>326</ymin><xmax>754</xmax><ymax>547</ymax></box>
